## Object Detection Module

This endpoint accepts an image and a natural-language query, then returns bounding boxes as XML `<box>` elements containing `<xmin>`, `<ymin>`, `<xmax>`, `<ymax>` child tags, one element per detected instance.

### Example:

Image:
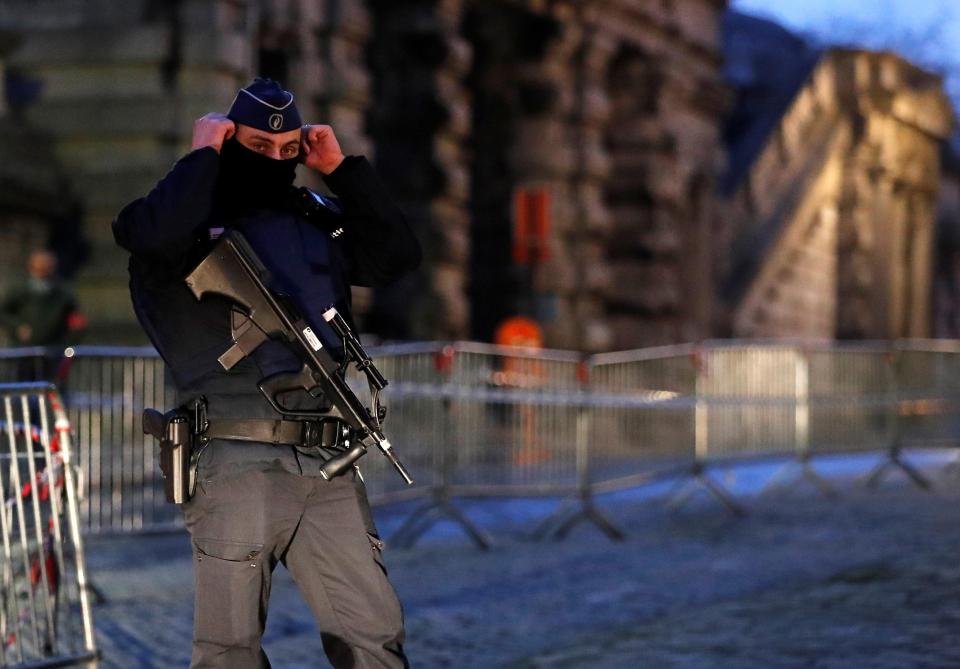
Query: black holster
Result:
<box><xmin>143</xmin><ymin>406</ymin><xmax>197</xmax><ymax>504</ymax></box>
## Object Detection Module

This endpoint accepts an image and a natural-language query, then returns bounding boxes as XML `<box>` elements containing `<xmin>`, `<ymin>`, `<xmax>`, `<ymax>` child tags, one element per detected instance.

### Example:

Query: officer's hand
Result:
<box><xmin>191</xmin><ymin>113</ymin><xmax>236</xmax><ymax>153</ymax></box>
<box><xmin>300</xmin><ymin>124</ymin><xmax>345</xmax><ymax>175</ymax></box>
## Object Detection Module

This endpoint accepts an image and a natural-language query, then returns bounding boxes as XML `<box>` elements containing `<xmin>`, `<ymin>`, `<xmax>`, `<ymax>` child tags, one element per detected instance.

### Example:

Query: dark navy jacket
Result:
<box><xmin>113</xmin><ymin>147</ymin><xmax>421</xmax><ymax>419</ymax></box>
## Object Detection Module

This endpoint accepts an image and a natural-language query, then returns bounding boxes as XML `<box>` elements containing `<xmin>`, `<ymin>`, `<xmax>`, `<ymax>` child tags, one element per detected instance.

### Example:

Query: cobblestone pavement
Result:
<box><xmin>84</xmin><ymin>454</ymin><xmax>960</xmax><ymax>668</ymax></box>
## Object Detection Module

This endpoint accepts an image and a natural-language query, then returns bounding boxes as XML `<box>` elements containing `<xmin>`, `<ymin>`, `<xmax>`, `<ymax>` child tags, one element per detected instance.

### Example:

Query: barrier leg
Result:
<box><xmin>552</xmin><ymin>499</ymin><xmax>624</xmax><ymax>542</ymax></box>
<box><xmin>533</xmin><ymin>494</ymin><xmax>624</xmax><ymax>542</ymax></box>
<box><xmin>388</xmin><ymin>500</ymin><xmax>435</xmax><ymax>546</ymax></box>
<box><xmin>761</xmin><ymin>457</ymin><xmax>837</xmax><ymax>499</ymax></box>
<box><xmin>863</xmin><ymin>448</ymin><xmax>931</xmax><ymax>490</ymax></box>
<box><xmin>666</xmin><ymin>463</ymin><xmax>746</xmax><ymax>516</ymax></box>
<box><xmin>388</xmin><ymin>492</ymin><xmax>492</xmax><ymax>550</ymax></box>
<box><xmin>531</xmin><ymin>498</ymin><xmax>575</xmax><ymax>540</ymax></box>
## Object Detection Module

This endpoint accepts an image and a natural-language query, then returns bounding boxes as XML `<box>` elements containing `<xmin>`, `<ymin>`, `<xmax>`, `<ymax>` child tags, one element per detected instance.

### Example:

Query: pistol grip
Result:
<box><xmin>319</xmin><ymin>443</ymin><xmax>367</xmax><ymax>480</ymax></box>
<box><xmin>143</xmin><ymin>409</ymin><xmax>166</xmax><ymax>439</ymax></box>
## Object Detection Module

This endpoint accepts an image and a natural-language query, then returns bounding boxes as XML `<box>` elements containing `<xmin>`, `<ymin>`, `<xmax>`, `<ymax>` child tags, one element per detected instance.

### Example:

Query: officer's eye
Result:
<box><xmin>253</xmin><ymin>143</ymin><xmax>267</xmax><ymax>152</ymax></box>
<box><xmin>281</xmin><ymin>146</ymin><xmax>298</xmax><ymax>157</ymax></box>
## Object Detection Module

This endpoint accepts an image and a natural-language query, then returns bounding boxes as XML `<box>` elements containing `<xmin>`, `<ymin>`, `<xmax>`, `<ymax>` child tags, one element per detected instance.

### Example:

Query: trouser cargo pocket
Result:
<box><xmin>194</xmin><ymin>537</ymin><xmax>264</xmax><ymax>564</ymax></box>
<box><xmin>192</xmin><ymin>537</ymin><xmax>266</xmax><ymax>650</ymax></box>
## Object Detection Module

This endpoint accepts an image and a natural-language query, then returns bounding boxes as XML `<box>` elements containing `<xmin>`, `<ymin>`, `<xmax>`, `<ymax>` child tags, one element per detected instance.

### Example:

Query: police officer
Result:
<box><xmin>113</xmin><ymin>78</ymin><xmax>420</xmax><ymax>669</ymax></box>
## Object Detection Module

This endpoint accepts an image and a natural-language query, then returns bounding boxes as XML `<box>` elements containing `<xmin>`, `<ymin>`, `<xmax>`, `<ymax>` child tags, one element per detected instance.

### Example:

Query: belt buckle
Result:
<box><xmin>301</xmin><ymin>420</ymin><xmax>324</xmax><ymax>449</ymax></box>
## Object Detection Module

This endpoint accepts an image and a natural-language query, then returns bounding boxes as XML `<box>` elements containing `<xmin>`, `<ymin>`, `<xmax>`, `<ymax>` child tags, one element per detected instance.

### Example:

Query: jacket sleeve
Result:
<box><xmin>112</xmin><ymin>147</ymin><xmax>220</xmax><ymax>266</ymax></box>
<box><xmin>321</xmin><ymin>155</ymin><xmax>422</xmax><ymax>287</ymax></box>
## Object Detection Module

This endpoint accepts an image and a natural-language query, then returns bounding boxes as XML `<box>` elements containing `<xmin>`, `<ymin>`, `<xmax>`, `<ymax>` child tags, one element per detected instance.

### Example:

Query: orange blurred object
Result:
<box><xmin>512</xmin><ymin>187</ymin><xmax>550</xmax><ymax>265</ymax></box>
<box><xmin>493</xmin><ymin>316</ymin><xmax>549</xmax><ymax>465</ymax></box>
<box><xmin>494</xmin><ymin>315</ymin><xmax>543</xmax><ymax>349</ymax></box>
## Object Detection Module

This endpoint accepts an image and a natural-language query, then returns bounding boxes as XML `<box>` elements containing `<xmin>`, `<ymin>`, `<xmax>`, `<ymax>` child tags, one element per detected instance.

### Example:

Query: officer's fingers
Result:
<box><xmin>307</xmin><ymin>125</ymin><xmax>330</xmax><ymax>144</ymax></box>
<box><xmin>192</xmin><ymin>117</ymin><xmax>216</xmax><ymax>149</ymax></box>
<box><xmin>222</xmin><ymin>119</ymin><xmax>237</xmax><ymax>140</ymax></box>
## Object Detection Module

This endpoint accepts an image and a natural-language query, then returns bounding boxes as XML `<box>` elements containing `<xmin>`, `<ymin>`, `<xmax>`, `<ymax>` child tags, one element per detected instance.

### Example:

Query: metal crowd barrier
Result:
<box><xmin>0</xmin><ymin>383</ymin><xmax>97</xmax><ymax>668</ymax></box>
<box><xmin>361</xmin><ymin>342</ymin><xmax>593</xmax><ymax>548</ymax></box>
<box><xmin>1</xmin><ymin>341</ymin><xmax>959</xmax><ymax>547</ymax></box>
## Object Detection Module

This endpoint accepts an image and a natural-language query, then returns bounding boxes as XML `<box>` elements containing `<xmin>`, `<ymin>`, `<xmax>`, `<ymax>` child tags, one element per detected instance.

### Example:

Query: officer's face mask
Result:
<box><xmin>215</xmin><ymin>137</ymin><xmax>298</xmax><ymax>213</ymax></box>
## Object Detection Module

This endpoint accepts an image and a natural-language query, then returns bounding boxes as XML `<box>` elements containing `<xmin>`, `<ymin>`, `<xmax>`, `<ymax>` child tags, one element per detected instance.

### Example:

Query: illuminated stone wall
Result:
<box><xmin>723</xmin><ymin>50</ymin><xmax>954</xmax><ymax>340</ymax></box>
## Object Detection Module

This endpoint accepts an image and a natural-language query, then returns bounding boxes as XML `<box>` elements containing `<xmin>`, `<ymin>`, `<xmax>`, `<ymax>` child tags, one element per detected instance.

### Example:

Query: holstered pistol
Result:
<box><xmin>143</xmin><ymin>408</ymin><xmax>194</xmax><ymax>504</ymax></box>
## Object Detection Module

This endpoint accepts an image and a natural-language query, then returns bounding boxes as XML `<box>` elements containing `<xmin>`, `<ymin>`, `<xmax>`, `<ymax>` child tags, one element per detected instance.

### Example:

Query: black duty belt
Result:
<box><xmin>203</xmin><ymin>418</ymin><xmax>348</xmax><ymax>449</ymax></box>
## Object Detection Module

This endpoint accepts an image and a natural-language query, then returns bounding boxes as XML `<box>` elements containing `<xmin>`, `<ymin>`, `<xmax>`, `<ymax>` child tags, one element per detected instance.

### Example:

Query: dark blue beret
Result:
<box><xmin>227</xmin><ymin>78</ymin><xmax>303</xmax><ymax>133</ymax></box>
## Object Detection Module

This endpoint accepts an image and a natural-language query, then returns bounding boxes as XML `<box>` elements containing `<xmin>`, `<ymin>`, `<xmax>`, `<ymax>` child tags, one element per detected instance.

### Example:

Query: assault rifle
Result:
<box><xmin>184</xmin><ymin>230</ymin><xmax>413</xmax><ymax>484</ymax></box>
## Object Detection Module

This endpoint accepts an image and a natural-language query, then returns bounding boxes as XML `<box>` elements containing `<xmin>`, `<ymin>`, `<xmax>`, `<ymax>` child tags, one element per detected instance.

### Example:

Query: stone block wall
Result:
<box><xmin>0</xmin><ymin>0</ymin><xmax>253</xmax><ymax>342</ymax></box>
<box><xmin>592</xmin><ymin>0</ymin><xmax>728</xmax><ymax>349</ymax></box>
<box><xmin>365</xmin><ymin>0</ymin><xmax>473</xmax><ymax>340</ymax></box>
<box><xmin>724</xmin><ymin>50</ymin><xmax>953</xmax><ymax>341</ymax></box>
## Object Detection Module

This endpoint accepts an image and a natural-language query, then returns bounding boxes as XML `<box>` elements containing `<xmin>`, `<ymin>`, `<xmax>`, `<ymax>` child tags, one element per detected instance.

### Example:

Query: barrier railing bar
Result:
<box><xmin>37</xmin><ymin>393</ymin><xmax>71</xmax><ymax>658</ymax></box>
<box><xmin>46</xmin><ymin>387</ymin><xmax>97</xmax><ymax>663</ymax></box>
<box><xmin>21</xmin><ymin>395</ymin><xmax>58</xmax><ymax>654</ymax></box>
<box><xmin>5</xmin><ymin>395</ymin><xmax>42</xmax><ymax>653</ymax></box>
<box><xmin>589</xmin><ymin>342</ymin><xmax>699</xmax><ymax>366</ymax></box>
<box><xmin>0</xmin><ymin>404</ymin><xmax>23</xmax><ymax>665</ymax></box>
<box><xmin>590</xmin><ymin>466</ymin><xmax>689</xmax><ymax>496</ymax></box>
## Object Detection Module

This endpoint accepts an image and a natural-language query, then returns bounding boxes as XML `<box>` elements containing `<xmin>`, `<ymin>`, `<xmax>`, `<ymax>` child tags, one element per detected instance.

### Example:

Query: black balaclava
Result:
<box><xmin>214</xmin><ymin>78</ymin><xmax>303</xmax><ymax>215</ymax></box>
<box><xmin>215</xmin><ymin>138</ymin><xmax>298</xmax><ymax>214</ymax></box>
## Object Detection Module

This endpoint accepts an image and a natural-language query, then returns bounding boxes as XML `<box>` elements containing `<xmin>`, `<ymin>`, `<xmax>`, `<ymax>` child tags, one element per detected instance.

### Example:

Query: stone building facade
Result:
<box><xmin>0</xmin><ymin>1</ymin><xmax>252</xmax><ymax>342</ymax></box>
<box><xmin>0</xmin><ymin>30</ymin><xmax>85</xmax><ymax>344</ymax></box>
<box><xmin>0</xmin><ymin>0</ymin><xmax>731</xmax><ymax>348</ymax></box>
<box><xmin>252</xmin><ymin>0</ymin><xmax>730</xmax><ymax>350</ymax></box>
<box><xmin>0</xmin><ymin>1</ymin><xmax>954</xmax><ymax>348</ymax></box>
<box><xmin>720</xmin><ymin>12</ymin><xmax>954</xmax><ymax>340</ymax></box>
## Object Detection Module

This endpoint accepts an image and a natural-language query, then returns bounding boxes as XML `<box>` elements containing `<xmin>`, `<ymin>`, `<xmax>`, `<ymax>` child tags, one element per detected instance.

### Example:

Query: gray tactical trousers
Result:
<box><xmin>181</xmin><ymin>438</ymin><xmax>408</xmax><ymax>669</ymax></box>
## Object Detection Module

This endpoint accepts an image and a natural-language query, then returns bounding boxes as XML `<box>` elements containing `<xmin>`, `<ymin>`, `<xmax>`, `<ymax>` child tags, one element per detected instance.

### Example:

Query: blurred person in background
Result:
<box><xmin>0</xmin><ymin>249</ymin><xmax>86</xmax><ymax>348</ymax></box>
<box><xmin>113</xmin><ymin>78</ymin><xmax>420</xmax><ymax>669</ymax></box>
